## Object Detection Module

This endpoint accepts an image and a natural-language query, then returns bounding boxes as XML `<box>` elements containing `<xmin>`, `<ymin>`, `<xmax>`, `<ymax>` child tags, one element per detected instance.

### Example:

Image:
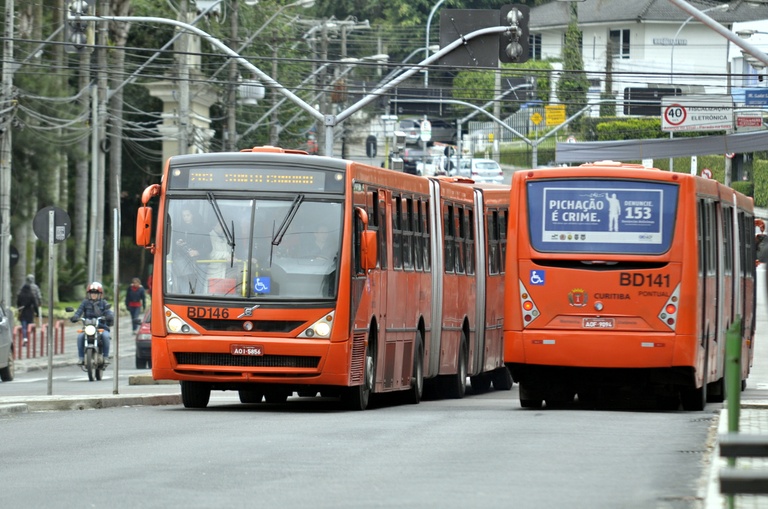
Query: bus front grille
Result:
<box><xmin>175</xmin><ymin>352</ymin><xmax>320</xmax><ymax>368</ymax></box>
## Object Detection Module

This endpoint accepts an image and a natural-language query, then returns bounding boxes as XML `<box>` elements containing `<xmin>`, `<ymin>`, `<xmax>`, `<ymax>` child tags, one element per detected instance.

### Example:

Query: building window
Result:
<box><xmin>609</xmin><ymin>29</ymin><xmax>630</xmax><ymax>59</ymax></box>
<box><xmin>529</xmin><ymin>34</ymin><xmax>541</xmax><ymax>61</ymax></box>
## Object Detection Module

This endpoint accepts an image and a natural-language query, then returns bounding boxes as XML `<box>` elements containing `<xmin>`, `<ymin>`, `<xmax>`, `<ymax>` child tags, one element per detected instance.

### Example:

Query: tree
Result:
<box><xmin>555</xmin><ymin>10</ymin><xmax>589</xmax><ymax>126</ymax></box>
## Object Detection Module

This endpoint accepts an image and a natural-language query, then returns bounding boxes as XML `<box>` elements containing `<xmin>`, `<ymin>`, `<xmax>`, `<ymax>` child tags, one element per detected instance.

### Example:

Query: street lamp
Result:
<box><xmin>669</xmin><ymin>3</ymin><xmax>729</xmax><ymax>84</ymax></box>
<box><xmin>424</xmin><ymin>0</ymin><xmax>446</xmax><ymax>87</ymax></box>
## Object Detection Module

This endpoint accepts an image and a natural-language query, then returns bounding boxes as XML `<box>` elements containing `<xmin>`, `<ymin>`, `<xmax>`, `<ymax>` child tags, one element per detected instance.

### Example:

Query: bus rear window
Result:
<box><xmin>527</xmin><ymin>179</ymin><xmax>678</xmax><ymax>255</ymax></box>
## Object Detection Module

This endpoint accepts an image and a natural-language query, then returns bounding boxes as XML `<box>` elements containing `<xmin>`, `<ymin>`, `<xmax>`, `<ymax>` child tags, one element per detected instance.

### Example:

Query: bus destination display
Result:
<box><xmin>169</xmin><ymin>166</ymin><xmax>337</xmax><ymax>192</ymax></box>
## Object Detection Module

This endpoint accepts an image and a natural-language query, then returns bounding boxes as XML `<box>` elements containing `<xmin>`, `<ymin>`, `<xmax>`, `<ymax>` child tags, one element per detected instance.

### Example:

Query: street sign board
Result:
<box><xmin>661</xmin><ymin>94</ymin><xmax>733</xmax><ymax>132</ymax></box>
<box><xmin>420</xmin><ymin>119</ymin><xmax>432</xmax><ymax>142</ymax></box>
<box><xmin>736</xmin><ymin>114</ymin><xmax>764</xmax><ymax>132</ymax></box>
<box><xmin>745</xmin><ymin>89</ymin><xmax>768</xmax><ymax>106</ymax></box>
<box><xmin>545</xmin><ymin>104</ymin><xmax>566</xmax><ymax>126</ymax></box>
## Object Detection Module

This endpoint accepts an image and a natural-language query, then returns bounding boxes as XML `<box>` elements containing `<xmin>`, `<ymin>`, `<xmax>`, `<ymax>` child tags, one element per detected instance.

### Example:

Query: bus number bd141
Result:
<box><xmin>619</xmin><ymin>273</ymin><xmax>671</xmax><ymax>288</ymax></box>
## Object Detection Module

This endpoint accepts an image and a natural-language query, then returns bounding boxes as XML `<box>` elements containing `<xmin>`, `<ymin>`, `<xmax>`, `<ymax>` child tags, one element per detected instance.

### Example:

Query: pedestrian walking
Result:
<box><xmin>16</xmin><ymin>281</ymin><xmax>39</xmax><ymax>346</ymax></box>
<box><xmin>125</xmin><ymin>277</ymin><xmax>147</xmax><ymax>332</ymax></box>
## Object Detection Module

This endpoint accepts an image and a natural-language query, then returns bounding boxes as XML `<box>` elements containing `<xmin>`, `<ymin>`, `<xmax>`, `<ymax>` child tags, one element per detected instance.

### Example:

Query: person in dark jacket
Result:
<box><xmin>70</xmin><ymin>282</ymin><xmax>114</xmax><ymax>365</ymax></box>
<box><xmin>16</xmin><ymin>282</ymin><xmax>39</xmax><ymax>346</ymax></box>
<box><xmin>125</xmin><ymin>277</ymin><xmax>146</xmax><ymax>332</ymax></box>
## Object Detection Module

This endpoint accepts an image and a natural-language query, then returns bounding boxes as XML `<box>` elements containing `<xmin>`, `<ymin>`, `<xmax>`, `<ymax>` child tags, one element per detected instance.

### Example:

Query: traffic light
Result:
<box><xmin>499</xmin><ymin>4</ymin><xmax>530</xmax><ymax>64</ymax></box>
<box><xmin>65</xmin><ymin>0</ymin><xmax>93</xmax><ymax>53</ymax></box>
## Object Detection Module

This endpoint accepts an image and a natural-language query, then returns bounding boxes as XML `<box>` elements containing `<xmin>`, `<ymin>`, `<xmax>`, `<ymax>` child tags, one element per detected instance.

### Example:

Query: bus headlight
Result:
<box><xmin>164</xmin><ymin>307</ymin><xmax>200</xmax><ymax>335</ymax></box>
<box><xmin>299</xmin><ymin>311</ymin><xmax>334</xmax><ymax>339</ymax></box>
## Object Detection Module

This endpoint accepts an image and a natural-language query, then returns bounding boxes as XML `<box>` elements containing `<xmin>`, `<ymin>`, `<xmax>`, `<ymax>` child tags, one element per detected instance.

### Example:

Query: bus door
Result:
<box><xmin>472</xmin><ymin>189</ymin><xmax>487</xmax><ymax>375</ymax></box>
<box><xmin>427</xmin><ymin>179</ymin><xmax>444</xmax><ymax>377</ymax></box>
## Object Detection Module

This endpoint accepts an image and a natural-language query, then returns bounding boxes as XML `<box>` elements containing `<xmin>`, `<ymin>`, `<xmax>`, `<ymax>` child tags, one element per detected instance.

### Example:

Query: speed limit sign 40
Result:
<box><xmin>663</xmin><ymin>104</ymin><xmax>686</xmax><ymax>127</ymax></box>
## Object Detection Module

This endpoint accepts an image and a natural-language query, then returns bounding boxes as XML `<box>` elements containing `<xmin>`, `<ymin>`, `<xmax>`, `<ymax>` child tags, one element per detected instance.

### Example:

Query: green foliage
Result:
<box><xmin>754</xmin><ymin>160</ymin><xmax>768</xmax><ymax>207</ymax></box>
<box><xmin>556</xmin><ymin>19</ymin><xmax>589</xmax><ymax>125</ymax></box>
<box><xmin>731</xmin><ymin>181</ymin><xmax>754</xmax><ymax>198</ymax></box>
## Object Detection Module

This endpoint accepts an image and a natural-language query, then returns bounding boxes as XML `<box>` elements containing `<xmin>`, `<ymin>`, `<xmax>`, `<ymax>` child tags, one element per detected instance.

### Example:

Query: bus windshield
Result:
<box><xmin>165</xmin><ymin>197</ymin><xmax>342</xmax><ymax>299</ymax></box>
<box><xmin>526</xmin><ymin>179</ymin><xmax>679</xmax><ymax>255</ymax></box>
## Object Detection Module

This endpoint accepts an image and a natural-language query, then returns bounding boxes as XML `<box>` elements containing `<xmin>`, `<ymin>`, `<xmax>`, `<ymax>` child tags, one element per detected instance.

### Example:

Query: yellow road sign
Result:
<box><xmin>530</xmin><ymin>112</ymin><xmax>543</xmax><ymax>125</ymax></box>
<box><xmin>545</xmin><ymin>105</ymin><xmax>566</xmax><ymax>126</ymax></box>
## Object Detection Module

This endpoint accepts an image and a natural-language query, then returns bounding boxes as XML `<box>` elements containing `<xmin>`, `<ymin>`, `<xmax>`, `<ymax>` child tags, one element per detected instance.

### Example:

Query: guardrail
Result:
<box><xmin>12</xmin><ymin>321</ymin><xmax>66</xmax><ymax>359</ymax></box>
<box><xmin>719</xmin><ymin>433</ymin><xmax>768</xmax><ymax>495</ymax></box>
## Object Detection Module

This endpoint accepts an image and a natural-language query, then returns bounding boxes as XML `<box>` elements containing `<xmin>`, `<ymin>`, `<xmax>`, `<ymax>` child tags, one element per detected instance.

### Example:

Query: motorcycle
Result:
<box><xmin>66</xmin><ymin>307</ymin><xmax>109</xmax><ymax>381</ymax></box>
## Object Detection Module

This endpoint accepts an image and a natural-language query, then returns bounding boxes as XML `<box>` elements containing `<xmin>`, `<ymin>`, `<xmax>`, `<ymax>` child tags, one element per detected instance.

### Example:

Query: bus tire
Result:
<box><xmin>404</xmin><ymin>333</ymin><xmax>424</xmax><ymax>404</ymax></box>
<box><xmin>470</xmin><ymin>373</ymin><xmax>492</xmax><ymax>394</ymax></box>
<box><xmin>342</xmin><ymin>336</ymin><xmax>375</xmax><ymax>410</ymax></box>
<box><xmin>181</xmin><ymin>381</ymin><xmax>211</xmax><ymax>408</ymax></box>
<box><xmin>443</xmin><ymin>336</ymin><xmax>468</xmax><ymax>399</ymax></box>
<box><xmin>707</xmin><ymin>377</ymin><xmax>725</xmax><ymax>403</ymax></box>
<box><xmin>490</xmin><ymin>366</ymin><xmax>514</xmax><ymax>391</ymax></box>
<box><xmin>680</xmin><ymin>384</ymin><xmax>706</xmax><ymax>411</ymax></box>
<box><xmin>519</xmin><ymin>382</ymin><xmax>543</xmax><ymax>409</ymax></box>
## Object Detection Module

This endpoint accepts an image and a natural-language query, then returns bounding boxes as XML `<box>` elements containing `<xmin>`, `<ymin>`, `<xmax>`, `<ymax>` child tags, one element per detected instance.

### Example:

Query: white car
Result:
<box><xmin>452</xmin><ymin>158</ymin><xmax>504</xmax><ymax>184</ymax></box>
<box><xmin>416</xmin><ymin>156</ymin><xmax>448</xmax><ymax>176</ymax></box>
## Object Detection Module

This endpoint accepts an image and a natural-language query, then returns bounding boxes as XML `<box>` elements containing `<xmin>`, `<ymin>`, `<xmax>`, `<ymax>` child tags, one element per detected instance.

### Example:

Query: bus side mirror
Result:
<box><xmin>361</xmin><ymin>230</ymin><xmax>377</xmax><ymax>271</ymax></box>
<box><xmin>355</xmin><ymin>206</ymin><xmax>377</xmax><ymax>272</ymax></box>
<box><xmin>136</xmin><ymin>206</ymin><xmax>153</xmax><ymax>247</ymax></box>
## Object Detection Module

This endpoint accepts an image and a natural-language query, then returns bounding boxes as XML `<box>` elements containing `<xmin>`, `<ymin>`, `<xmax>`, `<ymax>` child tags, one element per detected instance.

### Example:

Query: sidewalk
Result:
<box><xmin>1</xmin><ymin>307</ymin><xmax>180</xmax><ymax>414</ymax></box>
<box><xmin>704</xmin><ymin>265</ymin><xmax>768</xmax><ymax>508</ymax></box>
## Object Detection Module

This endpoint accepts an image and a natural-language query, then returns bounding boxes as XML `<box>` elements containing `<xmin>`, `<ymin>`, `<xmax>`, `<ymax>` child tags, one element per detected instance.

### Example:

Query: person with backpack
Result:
<box><xmin>16</xmin><ymin>281</ymin><xmax>39</xmax><ymax>346</ymax></box>
<box><xmin>125</xmin><ymin>277</ymin><xmax>147</xmax><ymax>332</ymax></box>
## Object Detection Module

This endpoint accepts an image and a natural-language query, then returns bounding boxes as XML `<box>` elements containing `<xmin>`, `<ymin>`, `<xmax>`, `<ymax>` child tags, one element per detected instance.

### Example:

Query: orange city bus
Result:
<box><xmin>503</xmin><ymin>161</ymin><xmax>756</xmax><ymax>410</ymax></box>
<box><xmin>135</xmin><ymin>146</ymin><xmax>511</xmax><ymax>409</ymax></box>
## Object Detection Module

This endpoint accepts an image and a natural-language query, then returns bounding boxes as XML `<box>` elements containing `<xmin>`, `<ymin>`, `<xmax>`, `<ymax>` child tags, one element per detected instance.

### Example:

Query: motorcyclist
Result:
<box><xmin>70</xmin><ymin>282</ymin><xmax>114</xmax><ymax>365</ymax></box>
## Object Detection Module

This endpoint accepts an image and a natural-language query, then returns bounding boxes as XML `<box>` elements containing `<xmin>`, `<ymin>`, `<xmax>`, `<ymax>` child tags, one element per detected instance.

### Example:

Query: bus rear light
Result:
<box><xmin>657</xmin><ymin>284</ymin><xmax>681</xmax><ymax>331</ymax></box>
<box><xmin>519</xmin><ymin>280</ymin><xmax>540</xmax><ymax>325</ymax></box>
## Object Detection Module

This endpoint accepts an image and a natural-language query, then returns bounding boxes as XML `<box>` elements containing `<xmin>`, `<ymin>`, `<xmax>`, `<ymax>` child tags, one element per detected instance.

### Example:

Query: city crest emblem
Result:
<box><xmin>568</xmin><ymin>288</ymin><xmax>587</xmax><ymax>307</ymax></box>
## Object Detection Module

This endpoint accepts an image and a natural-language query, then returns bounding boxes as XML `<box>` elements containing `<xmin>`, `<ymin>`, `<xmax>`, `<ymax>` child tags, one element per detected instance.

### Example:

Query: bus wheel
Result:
<box><xmin>238</xmin><ymin>389</ymin><xmax>264</xmax><ymax>403</ymax></box>
<box><xmin>519</xmin><ymin>382</ymin><xmax>543</xmax><ymax>409</ymax></box>
<box><xmin>680</xmin><ymin>384</ymin><xmax>706</xmax><ymax>411</ymax></box>
<box><xmin>342</xmin><ymin>338</ymin><xmax>374</xmax><ymax>410</ymax></box>
<box><xmin>707</xmin><ymin>377</ymin><xmax>725</xmax><ymax>403</ymax></box>
<box><xmin>404</xmin><ymin>333</ymin><xmax>424</xmax><ymax>404</ymax></box>
<box><xmin>181</xmin><ymin>381</ymin><xmax>211</xmax><ymax>409</ymax></box>
<box><xmin>470</xmin><ymin>373</ymin><xmax>492</xmax><ymax>394</ymax></box>
<box><xmin>490</xmin><ymin>367</ymin><xmax>514</xmax><ymax>391</ymax></box>
<box><xmin>443</xmin><ymin>337</ymin><xmax>468</xmax><ymax>399</ymax></box>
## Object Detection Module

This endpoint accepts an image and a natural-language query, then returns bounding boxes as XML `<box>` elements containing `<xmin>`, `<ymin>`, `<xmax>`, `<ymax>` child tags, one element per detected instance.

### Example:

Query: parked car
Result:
<box><xmin>452</xmin><ymin>158</ymin><xmax>505</xmax><ymax>184</ymax></box>
<box><xmin>135</xmin><ymin>309</ymin><xmax>152</xmax><ymax>369</ymax></box>
<box><xmin>0</xmin><ymin>305</ymin><xmax>14</xmax><ymax>381</ymax></box>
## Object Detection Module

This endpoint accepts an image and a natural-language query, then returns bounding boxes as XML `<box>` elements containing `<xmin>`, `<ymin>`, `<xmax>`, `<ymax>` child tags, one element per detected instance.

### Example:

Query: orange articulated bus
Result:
<box><xmin>503</xmin><ymin>161</ymin><xmax>756</xmax><ymax>410</ymax></box>
<box><xmin>136</xmin><ymin>147</ymin><xmax>511</xmax><ymax>409</ymax></box>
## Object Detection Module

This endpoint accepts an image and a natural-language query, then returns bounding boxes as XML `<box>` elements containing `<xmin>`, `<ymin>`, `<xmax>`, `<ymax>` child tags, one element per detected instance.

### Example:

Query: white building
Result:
<box><xmin>529</xmin><ymin>0</ymin><xmax>768</xmax><ymax>111</ymax></box>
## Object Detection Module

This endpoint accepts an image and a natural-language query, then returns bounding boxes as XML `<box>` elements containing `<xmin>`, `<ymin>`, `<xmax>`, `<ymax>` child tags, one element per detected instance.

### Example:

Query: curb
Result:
<box><xmin>0</xmin><ymin>394</ymin><xmax>181</xmax><ymax>414</ymax></box>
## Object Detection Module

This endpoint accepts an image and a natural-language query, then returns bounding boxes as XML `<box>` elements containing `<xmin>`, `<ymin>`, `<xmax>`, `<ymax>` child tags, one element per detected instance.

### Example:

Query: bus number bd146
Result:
<box><xmin>619</xmin><ymin>273</ymin><xmax>671</xmax><ymax>288</ymax></box>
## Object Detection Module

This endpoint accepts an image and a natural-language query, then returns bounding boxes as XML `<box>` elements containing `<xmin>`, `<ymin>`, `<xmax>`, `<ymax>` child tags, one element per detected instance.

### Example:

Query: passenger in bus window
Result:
<box><xmin>756</xmin><ymin>219</ymin><xmax>767</xmax><ymax>266</ymax></box>
<box><xmin>304</xmin><ymin>224</ymin><xmax>338</xmax><ymax>261</ymax></box>
<box><xmin>171</xmin><ymin>208</ymin><xmax>212</xmax><ymax>294</ymax></box>
<box><xmin>208</xmin><ymin>222</ymin><xmax>231</xmax><ymax>281</ymax></box>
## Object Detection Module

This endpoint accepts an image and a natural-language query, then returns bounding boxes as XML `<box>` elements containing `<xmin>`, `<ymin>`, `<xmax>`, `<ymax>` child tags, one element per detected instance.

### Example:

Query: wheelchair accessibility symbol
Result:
<box><xmin>529</xmin><ymin>270</ymin><xmax>545</xmax><ymax>286</ymax></box>
<box><xmin>253</xmin><ymin>277</ymin><xmax>271</xmax><ymax>294</ymax></box>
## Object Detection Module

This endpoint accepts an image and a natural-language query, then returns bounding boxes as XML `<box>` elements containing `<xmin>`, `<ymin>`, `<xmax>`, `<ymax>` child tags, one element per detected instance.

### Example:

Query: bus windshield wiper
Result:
<box><xmin>206</xmin><ymin>192</ymin><xmax>236</xmax><ymax>267</ymax></box>
<box><xmin>272</xmin><ymin>194</ymin><xmax>304</xmax><ymax>246</ymax></box>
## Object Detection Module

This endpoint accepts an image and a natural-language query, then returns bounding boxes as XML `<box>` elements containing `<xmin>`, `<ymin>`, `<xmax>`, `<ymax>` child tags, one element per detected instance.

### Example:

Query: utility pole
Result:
<box><xmin>227</xmin><ymin>0</ymin><xmax>239</xmax><ymax>151</ymax></box>
<box><xmin>178</xmin><ymin>0</ymin><xmax>190</xmax><ymax>155</ymax></box>
<box><xmin>94</xmin><ymin>0</ymin><xmax>109</xmax><ymax>283</ymax></box>
<box><xmin>0</xmin><ymin>0</ymin><xmax>14</xmax><ymax>306</ymax></box>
